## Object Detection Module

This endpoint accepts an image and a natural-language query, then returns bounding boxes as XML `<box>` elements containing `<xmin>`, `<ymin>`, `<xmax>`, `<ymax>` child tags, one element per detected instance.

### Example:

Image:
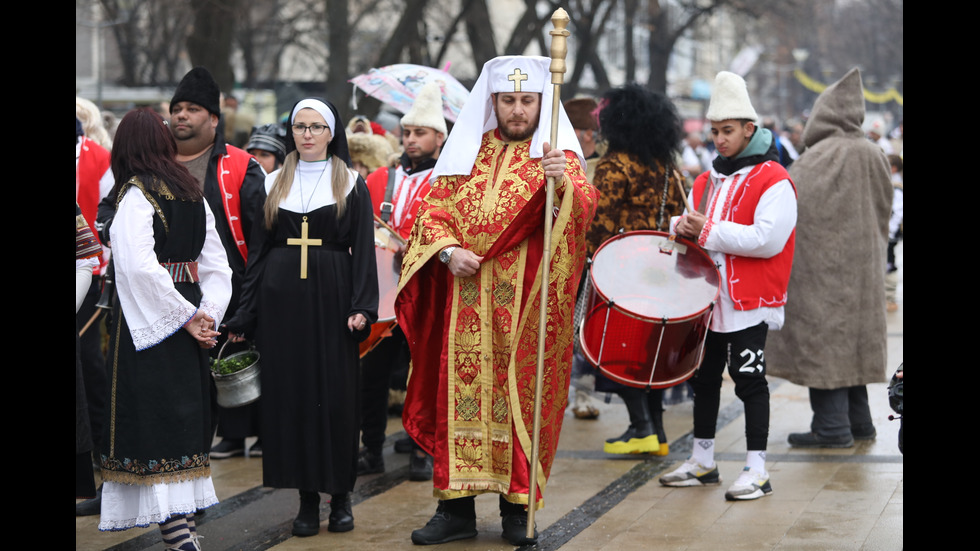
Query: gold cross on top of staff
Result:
<box><xmin>286</xmin><ymin>216</ymin><xmax>322</xmax><ymax>279</ymax></box>
<box><xmin>508</xmin><ymin>68</ymin><xmax>528</xmax><ymax>92</ymax></box>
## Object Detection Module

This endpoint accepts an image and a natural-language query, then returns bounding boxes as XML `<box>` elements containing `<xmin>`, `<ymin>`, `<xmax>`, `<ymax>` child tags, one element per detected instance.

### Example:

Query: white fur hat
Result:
<box><xmin>706</xmin><ymin>71</ymin><xmax>758</xmax><ymax>122</ymax></box>
<box><xmin>400</xmin><ymin>82</ymin><xmax>448</xmax><ymax>135</ymax></box>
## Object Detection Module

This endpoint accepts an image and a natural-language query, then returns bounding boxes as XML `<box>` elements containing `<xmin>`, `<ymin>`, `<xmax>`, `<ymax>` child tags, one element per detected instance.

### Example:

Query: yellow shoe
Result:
<box><xmin>603</xmin><ymin>432</ymin><xmax>660</xmax><ymax>454</ymax></box>
<box><xmin>652</xmin><ymin>442</ymin><xmax>670</xmax><ymax>456</ymax></box>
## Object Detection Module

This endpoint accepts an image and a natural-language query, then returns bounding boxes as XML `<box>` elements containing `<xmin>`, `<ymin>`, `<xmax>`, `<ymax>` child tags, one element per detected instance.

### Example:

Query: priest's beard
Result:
<box><xmin>497</xmin><ymin>115</ymin><xmax>539</xmax><ymax>142</ymax></box>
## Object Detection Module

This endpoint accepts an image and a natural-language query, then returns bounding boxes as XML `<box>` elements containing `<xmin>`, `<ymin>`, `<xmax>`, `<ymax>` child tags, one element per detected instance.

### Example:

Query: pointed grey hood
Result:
<box><xmin>802</xmin><ymin>68</ymin><xmax>865</xmax><ymax>148</ymax></box>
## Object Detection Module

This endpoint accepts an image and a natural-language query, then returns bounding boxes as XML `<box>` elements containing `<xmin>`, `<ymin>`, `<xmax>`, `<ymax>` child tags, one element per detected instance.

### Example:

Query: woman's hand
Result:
<box><xmin>184</xmin><ymin>310</ymin><xmax>219</xmax><ymax>348</ymax></box>
<box><xmin>348</xmin><ymin>312</ymin><xmax>368</xmax><ymax>333</ymax></box>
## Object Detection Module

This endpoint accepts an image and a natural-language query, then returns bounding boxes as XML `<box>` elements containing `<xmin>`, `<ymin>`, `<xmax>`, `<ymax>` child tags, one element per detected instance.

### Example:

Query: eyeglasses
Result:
<box><xmin>292</xmin><ymin>124</ymin><xmax>329</xmax><ymax>136</ymax></box>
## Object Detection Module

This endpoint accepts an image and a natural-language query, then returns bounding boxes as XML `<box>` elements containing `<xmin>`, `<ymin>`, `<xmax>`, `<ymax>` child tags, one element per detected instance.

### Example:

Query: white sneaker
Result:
<box><xmin>659</xmin><ymin>458</ymin><xmax>720</xmax><ymax>487</ymax></box>
<box><xmin>724</xmin><ymin>466</ymin><xmax>772</xmax><ymax>501</ymax></box>
<box><xmin>572</xmin><ymin>389</ymin><xmax>600</xmax><ymax>419</ymax></box>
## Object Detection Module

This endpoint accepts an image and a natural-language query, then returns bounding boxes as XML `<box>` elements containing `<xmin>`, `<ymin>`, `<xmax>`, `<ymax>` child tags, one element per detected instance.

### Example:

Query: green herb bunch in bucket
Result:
<box><xmin>211</xmin><ymin>340</ymin><xmax>261</xmax><ymax>408</ymax></box>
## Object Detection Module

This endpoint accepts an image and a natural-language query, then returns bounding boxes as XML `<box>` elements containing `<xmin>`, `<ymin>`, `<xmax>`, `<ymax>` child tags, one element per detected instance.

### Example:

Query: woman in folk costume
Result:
<box><xmin>76</xmin><ymin>203</ymin><xmax>101</xmax><ymax>501</ymax></box>
<box><xmin>98</xmin><ymin>109</ymin><xmax>232</xmax><ymax>551</ymax></box>
<box><xmin>225</xmin><ymin>98</ymin><xmax>379</xmax><ymax>537</ymax></box>
<box><xmin>585</xmin><ymin>84</ymin><xmax>688</xmax><ymax>456</ymax></box>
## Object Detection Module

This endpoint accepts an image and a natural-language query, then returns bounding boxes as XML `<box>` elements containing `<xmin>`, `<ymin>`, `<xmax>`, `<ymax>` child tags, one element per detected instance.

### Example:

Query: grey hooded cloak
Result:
<box><xmin>766</xmin><ymin>68</ymin><xmax>893</xmax><ymax>389</ymax></box>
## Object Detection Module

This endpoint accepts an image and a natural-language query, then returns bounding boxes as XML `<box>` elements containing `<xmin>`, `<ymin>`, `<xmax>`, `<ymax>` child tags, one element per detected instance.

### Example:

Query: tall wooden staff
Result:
<box><xmin>527</xmin><ymin>7</ymin><xmax>570</xmax><ymax>541</ymax></box>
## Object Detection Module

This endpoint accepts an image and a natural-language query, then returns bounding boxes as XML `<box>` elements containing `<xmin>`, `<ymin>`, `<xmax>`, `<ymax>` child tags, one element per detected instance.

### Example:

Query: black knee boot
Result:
<box><xmin>605</xmin><ymin>387</ymin><xmax>659</xmax><ymax>454</ymax></box>
<box><xmin>292</xmin><ymin>490</ymin><xmax>321</xmax><ymax>537</ymax></box>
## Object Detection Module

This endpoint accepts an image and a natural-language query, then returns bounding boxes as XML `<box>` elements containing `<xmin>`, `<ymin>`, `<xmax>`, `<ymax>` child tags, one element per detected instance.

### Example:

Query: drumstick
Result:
<box><xmin>674</xmin><ymin>175</ymin><xmax>697</xmax><ymax>215</ymax></box>
<box><xmin>78</xmin><ymin>309</ymin><xmax>102</xmax><ymax>337</ymax></box>
<box><xmin>372</xmin><ymin>214</ymin><xmax>408</xmax><ymax>247</ymax></box>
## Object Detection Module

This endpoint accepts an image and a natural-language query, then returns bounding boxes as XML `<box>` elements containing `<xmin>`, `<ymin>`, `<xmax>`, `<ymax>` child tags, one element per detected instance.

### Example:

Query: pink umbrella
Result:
<box><xmin>350</xmin><ymin>63</ymin><xmax>469</xmax><ymax>122</ymax></box>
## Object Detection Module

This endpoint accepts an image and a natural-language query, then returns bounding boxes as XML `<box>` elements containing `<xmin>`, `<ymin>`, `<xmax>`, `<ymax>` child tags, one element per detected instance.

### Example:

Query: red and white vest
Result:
<box><xmin>692</xmin><ymin>161</ymin><xmax>796</xmax><ymax>311</ymax></box>
<box><xmin>366</xmin><ymin>165</ymin><xmax>434</xmax><ymax>240</ymax></box>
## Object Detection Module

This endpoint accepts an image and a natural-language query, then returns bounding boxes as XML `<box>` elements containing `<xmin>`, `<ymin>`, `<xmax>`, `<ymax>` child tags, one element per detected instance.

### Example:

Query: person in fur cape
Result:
<box><xmin>766</xmin><ymin>68</ymin><xmax>893</xmax><ymax>448</ymax></box>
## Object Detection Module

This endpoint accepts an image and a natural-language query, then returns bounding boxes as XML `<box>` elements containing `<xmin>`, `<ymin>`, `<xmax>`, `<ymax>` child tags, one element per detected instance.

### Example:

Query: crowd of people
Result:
<box><xmin>76</xmin><ymin>62</ymin><xmax>901</xmax><ymax>549</ymax></box>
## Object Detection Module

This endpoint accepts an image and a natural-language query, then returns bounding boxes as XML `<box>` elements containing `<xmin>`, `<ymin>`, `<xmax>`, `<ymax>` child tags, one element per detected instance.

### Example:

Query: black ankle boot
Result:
<box><xmin>410</xmin><ymin>497</ymin><xmax>477</xmax><ymax>545</ymax></box>
<box><xmin>499</xmin><ymin>495</ymin><xmax>537</xmax><ymax>545</ymax></box>
<box><xmin>292</xmin><ymin>490</ymin><xmax>321</xmax><ymax>537</ymax></box>
<box><xmin>327</xmin><ymin>493</ymin><xmax>354</xmax><ymax>532</ymax></box>
<box><xmin>357</xmin><ymin>447</ymin><xmax>385</xmax><ymax>475</ymax></box>
<box><xmin>604</xmin><ymin>388</ymin><xmax>659</xmax><ymax>454</ymax></box>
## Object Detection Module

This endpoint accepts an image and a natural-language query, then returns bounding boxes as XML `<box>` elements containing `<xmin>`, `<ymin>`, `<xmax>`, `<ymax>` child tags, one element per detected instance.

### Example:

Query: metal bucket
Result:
<box><xmin>211</xmin><ymin>341</ymin><xmax>261</xmax><ymax>408</ymax></box>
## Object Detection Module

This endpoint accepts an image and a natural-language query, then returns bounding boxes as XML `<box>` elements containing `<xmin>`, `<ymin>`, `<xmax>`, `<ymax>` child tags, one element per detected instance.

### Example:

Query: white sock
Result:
<box><xmin>692</xmin><ymin>438</ymin><xmax>715</xmax><ymax>467</ymax></box>
<box><xmin>746</xmin><ymin>450</ymin><xmax>766</xmax><ymax>473</ymax></box>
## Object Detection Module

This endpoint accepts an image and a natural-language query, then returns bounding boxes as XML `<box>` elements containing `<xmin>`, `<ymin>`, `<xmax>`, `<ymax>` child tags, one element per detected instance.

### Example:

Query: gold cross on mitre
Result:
<box><xmin>286</xmin><ymin>216</ymin><xmax>322</xmax><ymax>279</ymax></box>
<box><xmin>508</xmin><ymin>68</ymin><xmax>528</xmax><ymax>92</ymax></box>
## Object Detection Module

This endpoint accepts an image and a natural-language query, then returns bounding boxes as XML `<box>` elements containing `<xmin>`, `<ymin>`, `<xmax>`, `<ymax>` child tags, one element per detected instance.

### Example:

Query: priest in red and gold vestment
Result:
<box><xmin>396</xmin><ymin>56</ymin><xmax>597</xmax><ymax>546</ymax></box>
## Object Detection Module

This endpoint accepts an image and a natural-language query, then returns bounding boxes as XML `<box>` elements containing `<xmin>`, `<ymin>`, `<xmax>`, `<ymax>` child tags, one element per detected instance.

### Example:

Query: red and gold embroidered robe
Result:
<box><xmin>396</xmin><ymin>130</ymin><xmax>597</xmax><ymax>507</ymax></box>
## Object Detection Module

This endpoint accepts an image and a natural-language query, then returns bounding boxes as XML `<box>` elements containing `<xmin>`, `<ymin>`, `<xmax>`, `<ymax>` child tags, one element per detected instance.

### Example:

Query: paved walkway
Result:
<box><xmin>76</xmin><ymin>245</ymin><xmax>903</xmax><ymax>551</ymax></box>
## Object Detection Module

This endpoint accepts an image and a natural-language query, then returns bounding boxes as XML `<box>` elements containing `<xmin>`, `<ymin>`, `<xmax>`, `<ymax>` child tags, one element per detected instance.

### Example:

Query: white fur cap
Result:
<box><xmin>400</xmin><ymin>82</ymin><xmax>447</xmax><ymax>135</ymax></box>
<box><xmin>706</xmin><ymin>71</ymin><xmax>758</xmax><ymax>122</ymax></box>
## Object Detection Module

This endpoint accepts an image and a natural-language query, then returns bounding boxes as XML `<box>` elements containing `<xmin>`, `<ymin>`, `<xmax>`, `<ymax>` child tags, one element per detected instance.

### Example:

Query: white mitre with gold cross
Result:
<box><xmin>433</xmin><ymin>55</ymin><xmax>584</xmax><ymax>177</ymax></box>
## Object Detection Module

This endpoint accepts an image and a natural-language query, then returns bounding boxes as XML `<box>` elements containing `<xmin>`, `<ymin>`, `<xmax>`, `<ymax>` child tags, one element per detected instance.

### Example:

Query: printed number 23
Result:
<box><xmin>738</xmin><ymin>348</ymin><xmax>765</xmax><ymax>374</ymax></box>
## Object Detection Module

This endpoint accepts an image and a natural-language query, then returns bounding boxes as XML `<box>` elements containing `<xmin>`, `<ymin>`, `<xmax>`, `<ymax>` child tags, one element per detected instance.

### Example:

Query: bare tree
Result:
<box><xmin>187</xmin><ymin>0</ymin><xmax>239</xmax><ymax>93</ymax></box>
<box><xmin>98</xmin><ymin>0</ymin><xmax>194</xmax><ymax>86</ymax></box>
<box><xmin>374</xmin><ymin>0</ymin><xmax>431</xmax><ymax>68</ymax></box>
<box><xmin>646</xmin><ymin>0</ymin><xmax>728</xmax><ymax>93</ymax></box>
<box><xmin>563</xmin><ymin>0</ymin><xmax>619</xmax><ymax>98</ymax></box>
<box><xmin>235</xmin><ymin>1</ymin><xmax>306</xmax><ymax>88</ymax></box>
<box><xmin>327</xmin><ymin>0</ymin><xmax>352</xmax><ymax>119</ymax></box>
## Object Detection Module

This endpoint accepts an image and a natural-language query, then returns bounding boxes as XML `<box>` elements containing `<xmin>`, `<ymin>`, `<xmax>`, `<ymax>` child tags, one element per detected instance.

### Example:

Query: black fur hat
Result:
<box><xmin>170</xmin><ymin>67</ymin><xmax>221</xmax><ymax>116</ymax></box>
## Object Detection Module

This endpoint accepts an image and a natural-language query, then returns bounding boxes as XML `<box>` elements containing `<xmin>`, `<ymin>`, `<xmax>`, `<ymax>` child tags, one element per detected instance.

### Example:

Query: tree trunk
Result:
<box><xmin>375</xmin><ymin>0</ymin><xmax>430</xmax><ymax>68</ymax></box>
<box><xmin>624</xmin><ymin>0</ymin><xmax>637</xmax><ymax>82</ymax></box>
<box><xmin>326</xmin><ymin>0</ymin><xmax>351</xmax><ymax>120</ymax></box>
<box><xmin>646</xmin><ymin>0</ymin><xmax>670</xmax><ymax>93</ymax></box>
<box><xmin>502</xmin><ymin>0</ymin><xmax>550</xmax><ymax>55</ymax></box>
<box><xmin>464</xmin><ymin>0</ymin><xmax>498</xmax><ymax>68</ymax></box>
<box><xmin>187</xmin><ymin>0</ymin><xmax>238</xmax><ymax>94</ymax></box>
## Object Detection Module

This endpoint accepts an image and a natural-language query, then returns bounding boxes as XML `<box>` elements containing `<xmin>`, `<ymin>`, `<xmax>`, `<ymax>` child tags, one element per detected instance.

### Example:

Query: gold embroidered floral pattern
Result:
<box><xmin>493</xmin><ymin>281</ymin><xmax>515</xmax><ymax>306</ymax></box>
<box><xmin>456</xmin><ymin>439</ymin><xmax>483</xmax><ymax>470</ymax></box>
<box><xmin>492</xmin><ymin>395</ymin><xmax>509</xmax><ymax>423</ymax></box>
<box><xmin>460</xmin><ymin>280</ymin><xmax>479</xmax><ymax>305</ymax></box>
<box><xmin>457</xmin><ymin>393</ymin><xmax>479</xmax><ymax>420</ymax></box>
<box><xmin>100</xmin><ymin>452</ymin><xmax>211</xmax><ymax>485</ymax></box>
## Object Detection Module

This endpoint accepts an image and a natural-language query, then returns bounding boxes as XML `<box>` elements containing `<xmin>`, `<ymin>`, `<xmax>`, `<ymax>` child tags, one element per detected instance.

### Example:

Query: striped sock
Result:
<box><xmin>159</xmin><ymin>514</ymin><xmax>197</xmax><ymax>550</ymax></box>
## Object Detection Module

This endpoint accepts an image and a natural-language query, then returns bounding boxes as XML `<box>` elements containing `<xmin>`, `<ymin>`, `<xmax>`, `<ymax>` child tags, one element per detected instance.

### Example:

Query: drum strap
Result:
<box><xmin>380</xmin><ymin>167</ymin><xmax>397</xmax><ymax>223</ymax></box>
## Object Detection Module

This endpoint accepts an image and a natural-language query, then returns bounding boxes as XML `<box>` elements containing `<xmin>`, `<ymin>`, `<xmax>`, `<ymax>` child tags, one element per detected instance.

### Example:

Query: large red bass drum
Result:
<box><xmin>579</xmin><ymin>231</ymin><xmax>720</xmax><ymax>389</ymax></box>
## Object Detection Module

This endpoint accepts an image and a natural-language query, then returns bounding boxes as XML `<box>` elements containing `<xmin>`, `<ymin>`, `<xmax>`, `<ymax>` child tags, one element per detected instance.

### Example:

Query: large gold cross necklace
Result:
<box><xmin>286</xmin><ymin>160</ymin><xmax>327</xmax><ymax>279</ymax></box>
